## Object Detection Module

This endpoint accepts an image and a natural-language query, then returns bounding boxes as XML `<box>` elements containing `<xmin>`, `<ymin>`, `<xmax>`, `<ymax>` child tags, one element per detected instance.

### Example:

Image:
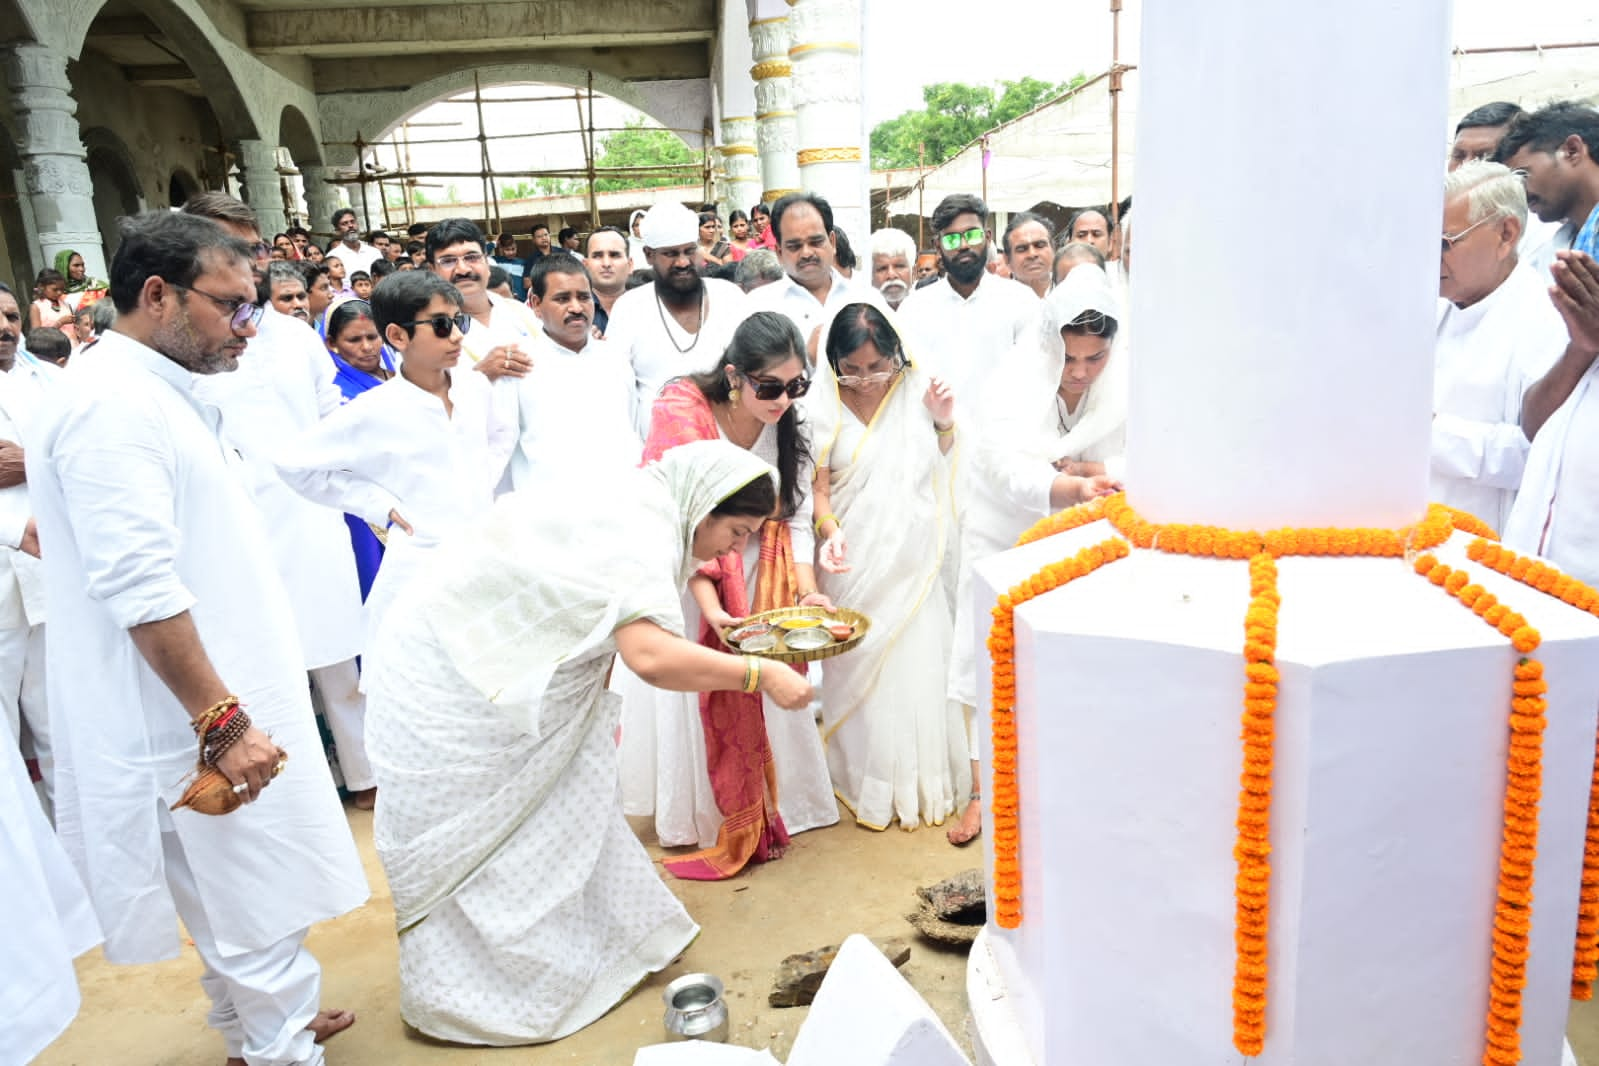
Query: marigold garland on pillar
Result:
<box><xmin>992</xmin><ymin>495</ymin><xmax>1582</xmax><ymax>1058</ymax></box>
<box><xmin>1464</xmin><ymin>537</ymin><xmax>1599</xmax><ymax>1000</ymax></box>
<box><xmin>986</xmin><ymin>536</ymin><xmax>1131</xmax><ymax>928</ymax></box>
<box><xmin>1412</xmin><ymin>550</ymin><xmax>1545</xmax><ymax>1066</ymax></box>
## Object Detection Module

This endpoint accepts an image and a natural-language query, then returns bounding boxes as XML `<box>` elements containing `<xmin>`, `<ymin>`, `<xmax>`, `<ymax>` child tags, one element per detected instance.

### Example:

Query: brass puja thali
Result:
<box><xmin>720</xmin><ymin>605</ymin><xmax>871</xmax><ymax>664</ymax></box>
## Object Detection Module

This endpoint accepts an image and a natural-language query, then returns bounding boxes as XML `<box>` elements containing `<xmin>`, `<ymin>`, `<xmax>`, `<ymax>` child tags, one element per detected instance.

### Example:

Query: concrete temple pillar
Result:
<box><xmin>299</xmin><ymin>164</ymin><xmax>342</xmax><ymax>240</ymax></box>
<box><xmin>1</xmin><ymin>43</ymin><xmax>106</xmax><ymax>281</ymax></box>
<box><xmin>750</xmin><ymin>15</ymin><xmax>800</xmax><ymax>204</ymax></box>
<box><xmin>235</xmin><ymin>139</ymin><xmax>289</xmax><ymax>237</ymax></box>
<box><xmin>786</xmin><ymin>0</ymin><xmax>869</xmax><ymax>243</ymax></box>
<box><xmin>716</xmin><ymin>3</ymin><xmax>762</xmax><ymax>221</ymax></box>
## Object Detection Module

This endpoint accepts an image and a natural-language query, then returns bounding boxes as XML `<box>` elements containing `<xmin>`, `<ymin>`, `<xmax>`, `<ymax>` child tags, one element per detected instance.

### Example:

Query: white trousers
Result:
<box><xmin>160</xmin><ymin>823</ymin><xmax>325</xmax><ymax>1065</ymax></box>
<box><xmin>0</xmin><ymin>622</ymin><xmax>50</xmax><ymax>810</ymax></box>
<box><xmin>310</xmin><ymin>659</ymin><xmax>372</xmax><ymax>792</ymax></box>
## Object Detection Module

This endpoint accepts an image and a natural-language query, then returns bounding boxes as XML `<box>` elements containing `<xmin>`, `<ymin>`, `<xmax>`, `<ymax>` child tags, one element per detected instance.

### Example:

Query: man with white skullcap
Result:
<box><xmin>603</xmin><ymin>202</ymin><xmax>750</xmax><ymax>434</ymax></box>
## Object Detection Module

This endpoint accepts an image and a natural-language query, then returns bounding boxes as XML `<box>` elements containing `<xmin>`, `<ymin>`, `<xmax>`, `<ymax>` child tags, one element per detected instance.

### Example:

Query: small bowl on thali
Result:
<box><xmin>826</xmin><ymin>623</ymin><xmax>854</xmax><ymax>641</ymax></box>
<box><xmin>728</xmin><ymin>621</ymin><xmax>774</xmax><ymax>644</ymax></box>
<box><xmin>783</xmin><ymin>627</ymin><xmax>834</xmax><ymax>652</ymax></box>
<box><xmin>738</xmin><ymin>631</ymin><xmax>779</xmax><ymax>653</ymax></box>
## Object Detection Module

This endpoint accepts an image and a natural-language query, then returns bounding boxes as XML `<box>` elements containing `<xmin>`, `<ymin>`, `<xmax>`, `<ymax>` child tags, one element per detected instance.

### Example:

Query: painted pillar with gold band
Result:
<box><xmin>719</xmin><ymin>119</ymin><xmax>761</xmax><ymax>220</ymax></box>
<box><xmin>715</xmin><ymin>0</ymin><xmax>762</xmax><ymax>222</ymax></box>
<box><xmin>786</xmin><ymin>0</ymin><xmax>868</xmax><ymax>243</ymax></box>
<box><xmin>750</xmin><ymin>13</ymin><xmax>801</xmax><ymax>205</ymax></box>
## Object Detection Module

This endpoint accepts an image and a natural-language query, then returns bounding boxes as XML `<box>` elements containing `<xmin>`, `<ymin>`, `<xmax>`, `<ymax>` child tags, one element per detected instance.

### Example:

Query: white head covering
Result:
<box><xmin>1042</xmin><ymin>262</ymin><xmax>1120</xmax><ymax>346</ymax></box>
<box><xmin>639</xmin><ymin>202</ymin><xmax>700</xmax><ymax>251</ymax></box>
<box><xmin>418</xmin><ymin>441</ymin><xmax>774</xmax><ymax>712</ymax></box>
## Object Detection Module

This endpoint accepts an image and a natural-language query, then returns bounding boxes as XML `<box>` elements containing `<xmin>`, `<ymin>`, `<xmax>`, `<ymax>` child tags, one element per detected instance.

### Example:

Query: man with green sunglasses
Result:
<box><xmin>899</xmin><ymin>192</ymin><xmax>1042</xmax><ymax>427</ymax></box>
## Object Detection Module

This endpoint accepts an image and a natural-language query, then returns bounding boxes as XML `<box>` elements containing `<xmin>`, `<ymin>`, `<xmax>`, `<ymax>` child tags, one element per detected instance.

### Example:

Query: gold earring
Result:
<box><xmin>731</xmin><ymin>386</ymin><xmax>740</xmax><ymax>407</ymax></box>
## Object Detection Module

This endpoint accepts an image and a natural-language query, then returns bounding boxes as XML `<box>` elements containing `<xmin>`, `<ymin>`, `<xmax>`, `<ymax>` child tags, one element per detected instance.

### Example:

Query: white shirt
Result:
<box><xmin>0</xmin><ymin>359</ymin><xmax>56</xmax><ymax>628</ymax></box>
<box><xmin>1431</xmin><ymin>262</ymin><xmax>1567</xmax><ymax>533</ymax></box>
<box><xmin>605</xmin><ymin>277</ymin><xmax>750</xmax><ymax>436</ymax></box>
<box><xmin>194</xmin><ymin>308</ymin><xmax>364</xmax><ymax>668</ymax></box>
<box><xmin>26</xmin><ymin>330</ymin><xmax>368</xmax><ymax>963</ymax></box>
<box><xmin>325</xmin><ymin>240</ymin><xmax>383</xmax><ymax>278</ymax></box>
<box><xmin>898</xmin><ymin>274</ymin><xmax>1043</xmax><ymax>417</ymax></box>
<box><xmin>1507</xmin><ymin>359</ymin><xmax>1599</xmax><ymax>588</ymax></box>
<box><xmin>744</xmin><ymin>269</ymin><xmax>890</xmax><ymax>350</ymax></box>
<box><xmin>507</xmin><ymin>330</ymin><xmax>642</xmax><ymax>490</ymax></box>
<box><xmin>1521</xmin><ymin>218</ymin><xmax>1579</xmax><ymax>285</ymax></box>
<box><xmin>462</xmin><ymin>292</ymin><xmax>542</xmax><ymax>366</ymax></box>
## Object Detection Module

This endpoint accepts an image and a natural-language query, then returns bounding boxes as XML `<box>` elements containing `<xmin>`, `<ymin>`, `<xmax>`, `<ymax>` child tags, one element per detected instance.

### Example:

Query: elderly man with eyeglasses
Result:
<box><xmin>745</xmin><ymin>191</ymin><xmax>888</xmax><ymax>350</ymax></box>
<box><xmin>1433</xmin><ymin>161</ymin><xmax>1570</xmax><ymax>535</ymax></box>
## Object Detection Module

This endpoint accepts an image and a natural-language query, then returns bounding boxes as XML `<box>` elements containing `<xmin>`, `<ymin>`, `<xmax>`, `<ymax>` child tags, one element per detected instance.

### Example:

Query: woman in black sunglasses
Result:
<box><xmin>619</xmin><ymin>311</ymin><xmax>841</xmax><ymax>879</ymax></box>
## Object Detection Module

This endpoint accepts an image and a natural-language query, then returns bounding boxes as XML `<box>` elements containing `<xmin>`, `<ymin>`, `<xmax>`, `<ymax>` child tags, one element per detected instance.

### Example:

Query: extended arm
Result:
<box><xmin>614</xmin><ymin>617</ymin><xmax>811</xmax><ymax>709</ymax></box>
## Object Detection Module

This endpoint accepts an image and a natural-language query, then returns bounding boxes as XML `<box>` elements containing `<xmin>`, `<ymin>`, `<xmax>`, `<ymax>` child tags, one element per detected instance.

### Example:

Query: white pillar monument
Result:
<box><xmin>749</xmin><ymin>10</ymin><xmax>800</xmax><ymax>205</ymax></box>
<box><xmin>786</xmin><ymin>0</ymin><xmax>869</xmax><ymax>242</ymax></box>
<box><xmin>2</xmin><ymin>43</ymin><xmax>106</xmax><ymax>281</ymax></box>
<box><xmin>965</xmin><ymin>3</ymin><xmax>1599</xmax><ymax>1065</ymax></box>
<box><xmin>235</xmin><ymin>139</ymin><xmax>289</xmax><ymax>237</ymax></box>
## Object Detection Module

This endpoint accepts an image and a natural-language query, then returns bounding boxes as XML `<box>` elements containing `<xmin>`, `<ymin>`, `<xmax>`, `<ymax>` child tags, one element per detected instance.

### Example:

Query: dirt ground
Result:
<box><xmin>34</xmin><ymin>797</ymin><xmax>1599</xmax><ymax>1065</ymax></box>
<box><xmin>35</xmin><ymin>799</ymin><xmax>979</xmax><ymax>1066</ymax></box>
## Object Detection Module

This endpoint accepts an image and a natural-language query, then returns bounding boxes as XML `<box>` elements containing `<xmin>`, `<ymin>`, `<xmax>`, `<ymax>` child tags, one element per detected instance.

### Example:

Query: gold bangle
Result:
<box><xmin>191</xmin><ymin>695</ymin><xmax>241</xmax><ymax>735</ymax></box>
<box><xmin>742</xmin><ymin>655</ymin><xmax>762</xmax><ymax>694</ymax></box>
<box><xmin>814</xmin><ymin>512</ymin><xmax>841</xmax><ymax>534</ymax></box>
<box><xmin>936</xmin><ymin>423</ymin><xmax>956</xmax><ymax>437</ymax></box>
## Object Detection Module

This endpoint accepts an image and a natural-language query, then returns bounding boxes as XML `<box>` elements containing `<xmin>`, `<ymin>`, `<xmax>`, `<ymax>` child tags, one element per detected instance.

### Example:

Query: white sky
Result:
<box><xmin>376</xmin><ymin>0</ymin><xmax>1599</xmax><ymax>193</ymax></box>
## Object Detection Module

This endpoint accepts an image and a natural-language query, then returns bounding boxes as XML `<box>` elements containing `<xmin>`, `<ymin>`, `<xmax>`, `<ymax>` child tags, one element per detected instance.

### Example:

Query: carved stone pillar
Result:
<box><xmin>750</xmin><ymin>15</ymin><xmax>800</xmax><ymax>204</ymax></box>
<box><xmin>299</xmin><ymin>164</ymin><xmax>342</xmax><ymax>241</ymax></box>
<box><xmin>235</xmin><ymin>139</ymin><xmax>288</xmax><ymax>237</ymax></box>
<box><xmin>719</xmin><ymin>117</ymin><xmax>761</xmax><ymax>220</ymax></box>
<box><xmin>2</xmin><ymin>44</ymin><xmax>105</xmax><ymax>281</ymax></box>
<box><xmin>787</xmin><ymin>0</ymin><xmax>868</xmax><ymax>242</ymax></box>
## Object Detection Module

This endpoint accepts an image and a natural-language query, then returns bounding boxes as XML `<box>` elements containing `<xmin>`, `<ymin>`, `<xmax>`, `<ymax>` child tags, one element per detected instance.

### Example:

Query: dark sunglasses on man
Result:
<box><xmin>403</xmin><ymin>312</ymin><xmax>472</xmax><ymax>338</ymax></box>
<box><xmin>742</xmin><ymin>371</ymin><xmax>811</xmax><ymax>401</ymax></box>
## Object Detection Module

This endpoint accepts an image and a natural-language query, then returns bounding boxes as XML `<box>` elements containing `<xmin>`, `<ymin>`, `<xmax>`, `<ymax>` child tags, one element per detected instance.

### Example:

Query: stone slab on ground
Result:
<box><xmin>769</xmin><ymin>937</ymin><xmax>911</xmax><ymax>1007</ymax></box>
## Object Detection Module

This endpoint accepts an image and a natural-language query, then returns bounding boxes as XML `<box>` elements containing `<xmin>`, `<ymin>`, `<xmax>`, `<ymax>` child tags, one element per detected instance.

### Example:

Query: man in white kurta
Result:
<box><xmin>0</xmin><ymin>286</ymin><xmax>53</xmax><ymax>805</ymax></box>
<box><xmin>604</xmin><ymin>202</ymin><xmax>750</xmax><ymax>435</ymax></box>
<box><xmin>1433</xmin><ymin>162</ymin><xmax>1570</xmax><ymax>533</ymax></box>
<box><xmin>0</xmin><ymin>728</ymin><xmax>100</xmax><ymax>1064</ymax></box>
<box><xmin>510</xmin><ymin>256</ymin><xmax>640</xmax><ymax>489</ymax></box>
<box><xmin>187</xmin><ymin>199</ymin><xmax>373</xmax><ymax>800</ymax></box>
<box><xmin>27</xmin><ymin>212</ymin><xmax>368</xmax><ymax>1066</ymax></box>
<box><xmin>745</xmin><ymin>192</ymin><xmax>889</xmax><ymax>346</ymax></box>
<box><xmin>898</xmin><ymin>193</ymin><xmax>1043</xmax><ymax>412</ymax></box>
<box><xmin>1505</xmin><ymin>246</ymin><xmax>1599</xmax><ymax>589</ymax></box>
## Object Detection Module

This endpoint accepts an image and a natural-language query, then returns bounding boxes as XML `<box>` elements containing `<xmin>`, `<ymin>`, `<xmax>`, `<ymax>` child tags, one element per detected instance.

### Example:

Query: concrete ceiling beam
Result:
<box><xmin>247</xmin><ymin>0</ymin><xmax>717</xmax><ymax>58</ymax></box>
<box><xmin>311</xmin><ymin>42</ymin><xmax>710</xmax><ymax>94</ymax></box>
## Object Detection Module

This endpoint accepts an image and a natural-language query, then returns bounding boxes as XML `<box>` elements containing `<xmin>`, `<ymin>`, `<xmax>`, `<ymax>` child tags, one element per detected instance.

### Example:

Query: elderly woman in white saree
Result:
<box><xmin>363</xmin><ymin>440</ymin><xmax>811</xmax><ymax>1046</ymax></box>
<box><xmin>945</xmin><ymin>265</ymin><xmax>1126</xmax><ymax>845</ymax></box>
<box><xmin>809</xmin><ymin>303</ymin><xmax>970</xmax><ymax>830</ymax></box>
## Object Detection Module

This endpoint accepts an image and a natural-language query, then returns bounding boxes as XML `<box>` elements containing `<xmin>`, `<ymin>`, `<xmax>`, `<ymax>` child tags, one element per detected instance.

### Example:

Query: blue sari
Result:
<box><xmin>329</xmin><ymin>347</ymin><xmax>397</xmax><ymax>600</ymax></box>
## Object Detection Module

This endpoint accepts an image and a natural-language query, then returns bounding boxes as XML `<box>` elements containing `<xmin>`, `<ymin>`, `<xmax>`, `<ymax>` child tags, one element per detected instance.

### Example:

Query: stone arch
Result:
<box><xmin>0</xmin><ymin>0</ymin><xmax>39</xmax><ymax>47</ymax></box>
<box><xmin>81</xmin><ymin>126</ymin><xmax>145</xmax><ymax>255</ymax></box>
<box><xmin>168</xmin><ymin>166</ymin><xmax>200</xmax><ymax>208</ymax></box>
<box><xmin>276</xmin><ymin>103</ymin><xmax>322</xmax><ymax>167</ymax></box>
<box><xmin>318</xmin><ymin>63</ymin><xmax>698</xmax><ymax>173</ymax></box>
<box><xmin>76</xmin><ymin>0</ymin><xmax>259</xmax><ymax>139</ymax></box>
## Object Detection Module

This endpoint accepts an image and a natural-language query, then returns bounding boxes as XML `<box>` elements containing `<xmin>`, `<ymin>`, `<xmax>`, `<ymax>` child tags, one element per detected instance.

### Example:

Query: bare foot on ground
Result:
<box><xmin>309</xmin><ymin>1008</ymin><xmax>356</xmax><ymax>1043</ymax></box>
<box><xmin>947</xmin><ymin>797</ymin><xmax>982</xmax><ymax>846</ymax></box>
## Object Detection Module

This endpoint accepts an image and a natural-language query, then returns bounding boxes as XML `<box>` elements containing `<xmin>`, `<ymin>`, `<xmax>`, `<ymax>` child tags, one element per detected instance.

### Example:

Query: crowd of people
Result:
<box><xmin>1</xmin><ymin>95</ymin><xmax>1597</xmax><ymax>1064</ymax></box>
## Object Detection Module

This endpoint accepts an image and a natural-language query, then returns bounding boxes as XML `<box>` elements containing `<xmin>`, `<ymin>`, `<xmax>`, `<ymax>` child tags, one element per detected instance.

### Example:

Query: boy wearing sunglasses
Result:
<box><xmin>277</xmin><ymin>271</ymin><xmax>517</xmax><ymax>666</ymax></box>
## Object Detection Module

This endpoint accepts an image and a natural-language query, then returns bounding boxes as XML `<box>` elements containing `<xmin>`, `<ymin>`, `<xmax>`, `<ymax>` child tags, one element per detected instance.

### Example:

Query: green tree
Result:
<box><xmin>870</xmin><ymin>77</ymin><xmax>1085</xmax><ymax>170</ymax></box>
<box><xmin>593</xmin><ymin>118</ymin><xmax>700</xmax><ymax>192</ymax></box>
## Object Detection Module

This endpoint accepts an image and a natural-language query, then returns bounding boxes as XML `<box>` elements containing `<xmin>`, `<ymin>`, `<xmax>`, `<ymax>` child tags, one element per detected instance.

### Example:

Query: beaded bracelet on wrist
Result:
<box><xmin>202</xmin><ymin>707</ymin><xmax>253</xmax><ymax>766</ymax></box>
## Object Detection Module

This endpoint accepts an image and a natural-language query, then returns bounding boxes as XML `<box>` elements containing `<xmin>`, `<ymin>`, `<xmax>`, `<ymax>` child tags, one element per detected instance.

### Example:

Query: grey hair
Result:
<box><xmin>867</xmin><ymin>227</ymin><xmax>916</xmax><ymax>267</ymax></box>
<box><xmin>90</xmin><ymin>299</ymin><xmax>118</xmax><ymax>332</ymax></box>
<box><xmin>736</xmin><ymin>248</ymin><xmax>785</xmax><ymax>291</ymax></box>
<box><xmin>1444</xmin><ymin>159</ymin><xmax>1527</xmax><ymax>228</ymax></box>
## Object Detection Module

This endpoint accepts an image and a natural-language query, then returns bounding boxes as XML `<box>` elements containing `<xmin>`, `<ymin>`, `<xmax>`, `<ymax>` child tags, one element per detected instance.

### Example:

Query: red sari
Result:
<box><xmin>642</xmin><ymin>379</ymin><xmax>803</xmax><ymax>880</ymax></box>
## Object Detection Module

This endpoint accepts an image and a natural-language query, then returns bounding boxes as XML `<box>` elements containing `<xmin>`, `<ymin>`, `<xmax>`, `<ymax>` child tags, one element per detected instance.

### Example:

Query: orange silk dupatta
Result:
<box><xmin>643</xmin><ymin>379</ymin><xmax>792</xmax><ymax>880</ymax></box>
